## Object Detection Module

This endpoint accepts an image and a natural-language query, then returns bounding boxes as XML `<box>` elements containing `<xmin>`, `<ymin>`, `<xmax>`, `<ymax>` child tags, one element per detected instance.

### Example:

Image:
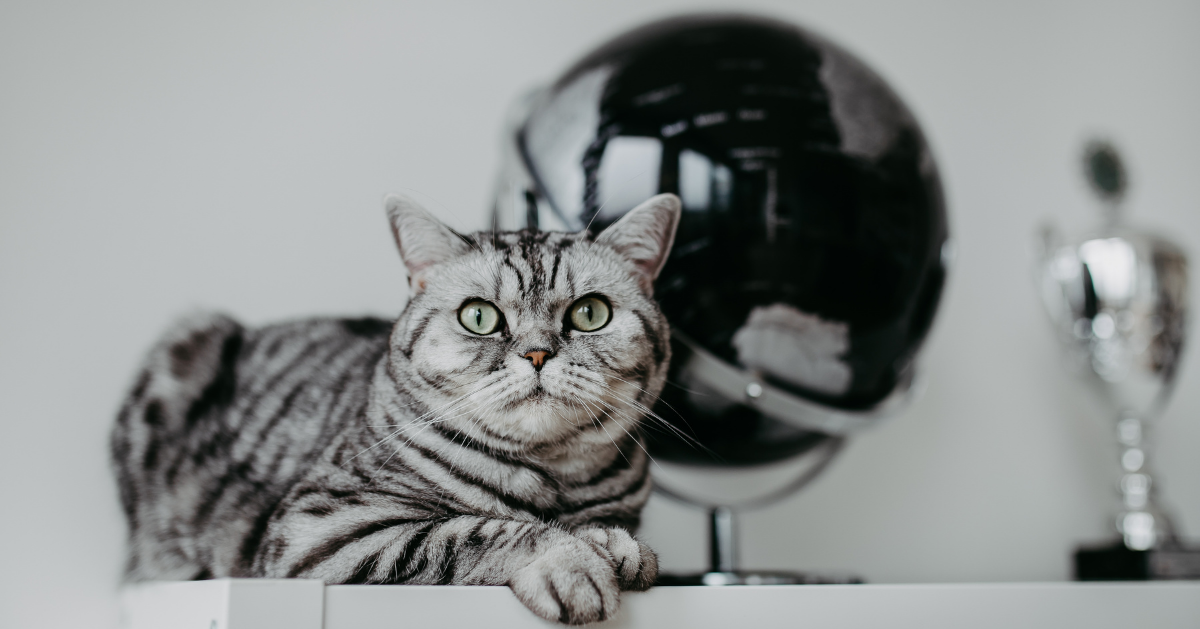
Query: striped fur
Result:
<box><xmin>112</xmin><ymin>194</ymin><xmax>681</xmax><ymax>624</ymax></box>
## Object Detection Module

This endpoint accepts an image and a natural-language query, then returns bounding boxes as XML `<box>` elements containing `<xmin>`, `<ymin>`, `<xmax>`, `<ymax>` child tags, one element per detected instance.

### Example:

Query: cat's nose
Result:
<box><xmin>522</xmin><ymin>349</ymin><xmax>554</xmax><ymax>371</ymax></box>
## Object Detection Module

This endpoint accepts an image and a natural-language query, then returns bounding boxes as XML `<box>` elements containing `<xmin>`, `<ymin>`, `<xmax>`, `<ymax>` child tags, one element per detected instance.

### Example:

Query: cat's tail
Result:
<box><xmin>110</xmin><ymin>311</ymin><xmax>244</xmax><ymax>577</ymax></box>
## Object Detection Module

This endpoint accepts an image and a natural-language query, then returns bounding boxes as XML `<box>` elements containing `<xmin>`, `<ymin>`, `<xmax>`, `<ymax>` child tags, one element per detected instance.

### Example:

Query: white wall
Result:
<box><xmin>2</xmin><ymin>1</ymin><xmax>1198</xmax><ymax>627</ymax></box>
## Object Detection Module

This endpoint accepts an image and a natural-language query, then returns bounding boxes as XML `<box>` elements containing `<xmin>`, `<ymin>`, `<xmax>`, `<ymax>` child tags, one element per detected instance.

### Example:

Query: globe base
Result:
<box><xmin>656</xmin><ymin>571</ymin><xmax>862</xmax><ymax>586</ymax></box>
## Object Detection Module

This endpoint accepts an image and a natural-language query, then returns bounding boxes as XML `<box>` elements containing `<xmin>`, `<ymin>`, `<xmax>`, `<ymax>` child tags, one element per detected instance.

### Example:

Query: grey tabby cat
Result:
<box><xmin>111</xmin><ymin>193</ymin><xmax>681</xmax><ymax>625</ymax></box>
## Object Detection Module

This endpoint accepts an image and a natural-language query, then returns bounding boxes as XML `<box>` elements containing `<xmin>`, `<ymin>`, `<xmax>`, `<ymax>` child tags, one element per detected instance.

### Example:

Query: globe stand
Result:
<box><xmin>656</xmin><ymin>506</ymin><xmax>862</xmax><ymax>585</ymax></box>
<box><xmin>653</xmin><ymin>438</ymin><xmax>863</xmax><ymax>586</ymax></box>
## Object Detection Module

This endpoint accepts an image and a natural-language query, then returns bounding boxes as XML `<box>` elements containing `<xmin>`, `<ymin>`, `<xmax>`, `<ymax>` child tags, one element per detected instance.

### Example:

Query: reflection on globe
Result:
<box><xmin>495</xmin><ymin>14</ymin><xmax>948</xmax><ymax>470</ymax></box>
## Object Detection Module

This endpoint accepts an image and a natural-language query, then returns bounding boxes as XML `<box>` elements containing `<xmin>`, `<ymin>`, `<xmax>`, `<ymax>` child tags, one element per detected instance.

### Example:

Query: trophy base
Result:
<box><xmin>656</xmin><ymin>571</ymin><xmax>863</xmax><ymax>586</ymax></box>
<box><xmin>1075</xmin><ymin>541</ymin><xmax>1200</xmax><ymax>580</ymax></box>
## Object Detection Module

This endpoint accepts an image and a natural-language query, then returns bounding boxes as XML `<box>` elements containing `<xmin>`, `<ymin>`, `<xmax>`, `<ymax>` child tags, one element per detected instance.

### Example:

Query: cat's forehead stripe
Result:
<box><xmin>473</xmin><ymin>230</ymin><xmax>592</xmax><ymax>303</ymax></box>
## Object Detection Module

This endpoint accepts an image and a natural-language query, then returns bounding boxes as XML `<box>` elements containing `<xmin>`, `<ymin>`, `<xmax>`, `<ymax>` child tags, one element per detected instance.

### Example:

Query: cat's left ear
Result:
<box><xmin>595</xmin><ymin>193</ymin><xmax>681</xmax><ymax>295</ymax></box>
<box><xmin>385</xmin><ymin>193</ymin><xmax>473</xmax><ymax>292</ymax></box>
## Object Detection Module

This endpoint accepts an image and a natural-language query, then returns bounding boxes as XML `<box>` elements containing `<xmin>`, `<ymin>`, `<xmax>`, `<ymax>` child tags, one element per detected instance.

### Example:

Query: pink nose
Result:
<box><xmin>523</xmin><ymin>350</ymin><xmax>552</xmax><ymax>370</ymax></box>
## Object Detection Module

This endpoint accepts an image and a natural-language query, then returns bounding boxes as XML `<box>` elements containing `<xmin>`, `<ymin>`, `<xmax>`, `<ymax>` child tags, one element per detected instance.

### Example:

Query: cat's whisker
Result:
<box><xmin>602</xmin><ymin>372</ymin><xmax>696</xmax><ymax>432</ymax></box>
<box><xmin>661</xmin><ymin>377</ymin><xmax>709</xmax><ymax>397</ymax></box>
<box><xmin>403</xmin><ymin>372</ymin><xmax>512</xmax><ymax>426</ymax></box>
<box><xmin>369</xmin><ymin>376</ymin><xmax>496</xmax><ymax>431</ymax></box>
<box><xmin>605</xmin><ymin>373</ymin><xmax>666</xmax><ymax>406</ymax></box>
<box><xmin>564</xmin><ymin>391</ymin><xmax>637</xmax><ymax>468</ymax></box>
<box><xmin>390</xmin><ymin>390</ymin><xmax>499</xmax><ymax>445</ymax></box>
<box><xmin>564</xmin><ymin>392</ymin><xmax>623</xmax><ymax>454</ymax></box>
<box><xmin>369</xmin><ymin>442</ymin><xmax>405</xmax><ymax>483</ymax></box>
<box><xmin>596</xmin><ymin>383</ymin><xmax>714</xmax><ymax>455</ymax></box>
<box><xmin>346</xmin><ymin>376</ymin><xmax>505</xmax><ymax>465</ymax></box>
<box><xmin>612</xmin><ymin>395</ymin><xmax>704</xmax><ymax>449</ymax></box>
<box><xmin>372</xmin><ymin>384</ymin><xmax>501</xmax><ymax>481</ymax></box>
<box><xmin>587</xmin><ymin>396</ymin><xmax>664</xmax><ymax>466</ymax></box>
<box><xmin>566</xmin><ymin>391</ymin><xmax>607</xmax><ymax>434</ymax></box>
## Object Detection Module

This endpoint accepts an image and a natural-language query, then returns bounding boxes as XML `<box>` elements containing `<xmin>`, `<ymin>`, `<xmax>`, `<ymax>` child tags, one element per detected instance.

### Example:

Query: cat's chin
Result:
<box><xmin>470</xmin><ymin>393</ymin><xmax>595</xmax><ymax>445</ymax></box>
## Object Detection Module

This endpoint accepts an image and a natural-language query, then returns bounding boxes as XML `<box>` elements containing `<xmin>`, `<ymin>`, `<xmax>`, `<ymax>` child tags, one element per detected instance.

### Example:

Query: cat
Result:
<box><xmin>111</xmin><ymin>192</ymin><xmax>681</xmax><ymax>625</ymax></box>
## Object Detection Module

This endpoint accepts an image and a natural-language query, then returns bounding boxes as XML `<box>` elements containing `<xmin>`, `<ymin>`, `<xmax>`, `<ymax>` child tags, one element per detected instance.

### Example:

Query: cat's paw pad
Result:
<box><xmin>573</xmin><ymin>527</ymin><xmax>658</xmax><ymax>591</ymax></box>
<box><xmin>509</xmin><ymin>536</ymin><xmax>619</xmax><ymax>625</ymax></box>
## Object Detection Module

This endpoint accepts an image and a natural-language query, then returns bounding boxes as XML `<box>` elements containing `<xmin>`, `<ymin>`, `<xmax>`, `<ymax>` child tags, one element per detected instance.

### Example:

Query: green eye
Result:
<box><xmin>569</xmin><ymin>296</ymin><xmax>611</xmax><ymax>332</ymax></box>
<box><xmin>459</xmin><ymin>300</ymin><xmax>502</xmax><ymax>335</ymax></box>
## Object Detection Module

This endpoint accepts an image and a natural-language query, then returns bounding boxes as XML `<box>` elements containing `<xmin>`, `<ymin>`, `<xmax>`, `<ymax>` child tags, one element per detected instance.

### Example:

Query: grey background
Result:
<box><xmin>2</xmin><ymin>1</ymin><xmax>1198</xmax><ymax>627</ymax></box>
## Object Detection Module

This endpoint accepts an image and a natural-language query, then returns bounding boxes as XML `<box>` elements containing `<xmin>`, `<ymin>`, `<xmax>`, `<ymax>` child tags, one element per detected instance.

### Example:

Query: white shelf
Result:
<box><xmin>119</xmin><ymin>579</ymin><xmax>1200</xmax><ymax>629</ymax></box>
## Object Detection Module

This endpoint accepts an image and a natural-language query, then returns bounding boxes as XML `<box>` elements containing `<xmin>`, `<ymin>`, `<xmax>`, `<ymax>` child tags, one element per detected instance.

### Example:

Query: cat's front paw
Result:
<box><xmin>573</xmin><ymin>527</ymin><xmax>658</xmax><ymax>591</ymax></box>
<box><xmin>508</xmin><ymin>533</ymin><xmax>619</xmax><ymax>625</ymax></box>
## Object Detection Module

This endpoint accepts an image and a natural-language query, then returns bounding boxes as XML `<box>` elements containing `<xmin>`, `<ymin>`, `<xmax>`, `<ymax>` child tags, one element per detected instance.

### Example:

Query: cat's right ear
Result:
<box><xmin>595</xmin><ymin>193</ymin><xmax>682</xmax><ymax>295</ymax></box>
<box><xmin>385</xmin><ymin>193</ymin><xmax>473</xmax><ymax>292</ymax></box>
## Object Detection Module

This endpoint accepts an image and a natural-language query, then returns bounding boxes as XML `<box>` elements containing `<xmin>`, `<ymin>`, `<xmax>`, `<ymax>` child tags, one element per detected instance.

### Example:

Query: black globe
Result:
<box><xmin>496</xmin><ymin>14</ymin><xmax>948</xmax><ymax>466</ymax></box>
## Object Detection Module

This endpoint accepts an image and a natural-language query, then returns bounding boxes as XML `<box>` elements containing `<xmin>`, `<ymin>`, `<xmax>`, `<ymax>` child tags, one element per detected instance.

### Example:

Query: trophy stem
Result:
<box><xmin>1073</xmin><ymin>412</ymin><xmax>1200</xmax><ymax>581</ymax></box>
<box><xmin>1073</xmin><ymin>413</ymin><xmax>1200</xmax><ymax>579</ymax></box>
<box><xmin>1114</xmin><ymin>415</ymin><xmax>1175</xmax><ymax>550</ymax></box>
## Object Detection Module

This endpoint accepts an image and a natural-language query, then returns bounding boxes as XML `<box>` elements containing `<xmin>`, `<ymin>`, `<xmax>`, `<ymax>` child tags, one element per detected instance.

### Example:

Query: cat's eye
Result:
<box><xmin>568</xmin><ymin>296</ymin><xmax>611</xmax><ymax>332</ymax></box>
<box><xmin>459</xmin><ymin>300</ymin><xmax>502</xmax><ymax>335</ymax></box>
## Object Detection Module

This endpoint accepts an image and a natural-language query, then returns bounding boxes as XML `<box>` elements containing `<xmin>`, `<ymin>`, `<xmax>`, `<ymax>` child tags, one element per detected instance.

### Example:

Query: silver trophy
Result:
<box><xmin>1037</xmin><ymin>140</ymin><xmax>1200</xmax><ymax>578</ymax></box>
